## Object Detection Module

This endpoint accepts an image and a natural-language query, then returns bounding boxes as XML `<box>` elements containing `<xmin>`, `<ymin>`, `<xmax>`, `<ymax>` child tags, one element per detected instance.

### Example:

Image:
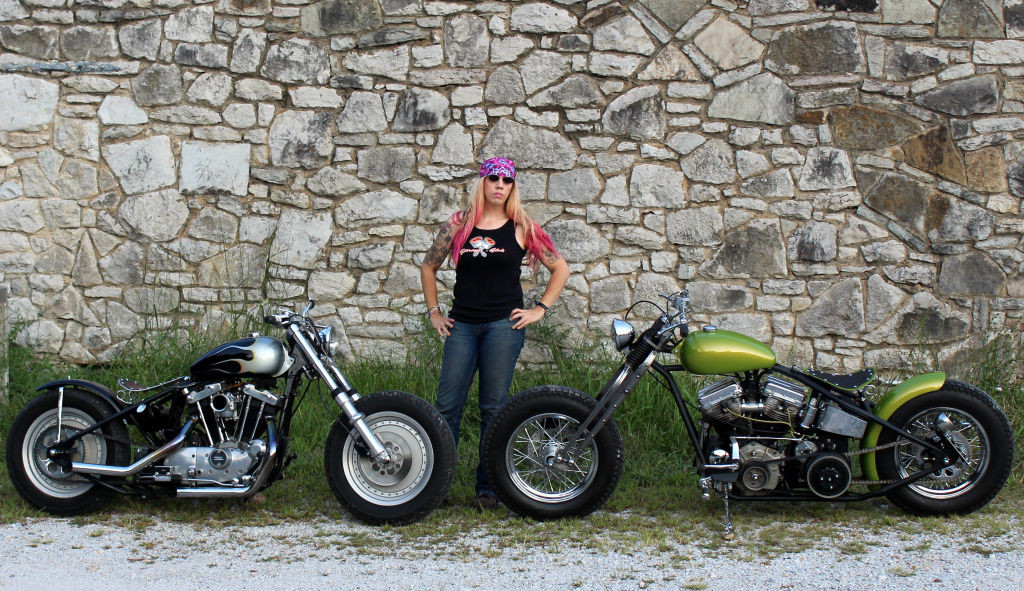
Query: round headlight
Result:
<box><xmin>611</xmin><ymin>319</ymin><xmax>635</xmax><ymax>351</ymax></box>
<box><xmin>318</xmin><ymin>325</ymin><xmax>339</xmax><ymax>357</ymax></box>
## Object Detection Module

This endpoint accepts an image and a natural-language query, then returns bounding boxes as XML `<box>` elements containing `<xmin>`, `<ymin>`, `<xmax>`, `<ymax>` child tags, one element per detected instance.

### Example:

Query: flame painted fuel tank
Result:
<box><xmin>190</xmin><ymin>337</ymin><xmax>293</xmax><ymax>379</ymax></box>
<box><xmin>674</xmin><ymin>329</ymin><xmax>776</xmax><ymax>375</ymax></box>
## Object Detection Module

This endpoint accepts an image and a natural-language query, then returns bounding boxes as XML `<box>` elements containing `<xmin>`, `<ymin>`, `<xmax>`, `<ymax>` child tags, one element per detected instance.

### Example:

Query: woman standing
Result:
<box><xmin>420</xmin><ymin>157</ymin><xmax>570</xmax><ymax>510</ymax></box>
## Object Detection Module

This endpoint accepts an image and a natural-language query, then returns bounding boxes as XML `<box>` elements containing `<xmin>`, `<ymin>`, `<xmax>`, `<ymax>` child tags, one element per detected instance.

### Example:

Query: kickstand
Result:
<box><xmin>720</xmin><ymin>489</ymin><xmax>735</xmax><ymax>541</ymax></box>
<box><xmin>699</xmin><ymin>477</ymin><xmax>736</xmax><ymax>540</ymax></box>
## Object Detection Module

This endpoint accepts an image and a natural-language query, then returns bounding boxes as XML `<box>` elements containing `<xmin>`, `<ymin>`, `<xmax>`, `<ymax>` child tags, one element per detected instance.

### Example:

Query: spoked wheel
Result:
<box><xmin>483</xmin><ymin>385</ymin><xmax>624</xmax><ymax>520</ymax></box>
<box><xmin>6</xmin><ymin>389</ymin><xmax>128</xmax><ymax>515</ymax></box>
<box><xmin>876</xmin><ymin>380</ymin><xmax>1014</xmax><ymax>515</ymax></box>
<box><xmin>324</xmin><ymin>391</ymin><xmax>455</xmax><ymax>525</ymax></box>
<box><xmin>505</xmin><ymin>412</ymin><xmax>600</xmax><ymax>503</ymax></box>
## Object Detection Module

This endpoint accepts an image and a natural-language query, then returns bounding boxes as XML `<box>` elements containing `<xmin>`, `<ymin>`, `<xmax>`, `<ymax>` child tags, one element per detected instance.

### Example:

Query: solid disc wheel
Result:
<box><xmin>324</xmin><ymin>391</ymin><xmax>455</xmax><ymax>525</ymax></box>
<box><xmin>5</xmin><ymin>389</ymin><xmax>128</xmax><ymax>515</ymax></box>
<box><xmin>483</xmin><ymin>385</ymin><xmax>624</xmax><ymax>520</ymax></box>
<box><xmin>876</xmin><ymin>380</ymin><xmax>1014</xmax><ymax>515</ymax></box>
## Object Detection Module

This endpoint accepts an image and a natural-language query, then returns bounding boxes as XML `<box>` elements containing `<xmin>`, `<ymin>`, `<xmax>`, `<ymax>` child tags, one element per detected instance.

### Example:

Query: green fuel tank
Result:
<box><xmin>674</xmin><ymin>328</ymin><xmax>776</xmax><ymax>375</ymax></box>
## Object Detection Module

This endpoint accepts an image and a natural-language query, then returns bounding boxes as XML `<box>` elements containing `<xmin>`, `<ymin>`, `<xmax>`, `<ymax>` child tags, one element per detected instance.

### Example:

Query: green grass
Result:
<box><xmin>1</xmin><ymin>319</ymin><xmax>1023</xmax><ymax>553</ymax></box>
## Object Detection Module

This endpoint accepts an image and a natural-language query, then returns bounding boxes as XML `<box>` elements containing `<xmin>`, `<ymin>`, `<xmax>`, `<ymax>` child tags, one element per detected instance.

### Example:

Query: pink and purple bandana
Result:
<box><xmin>480</xmin><ymin>157</ymin><xmax>516</xmax><ymax>180</ymax></box>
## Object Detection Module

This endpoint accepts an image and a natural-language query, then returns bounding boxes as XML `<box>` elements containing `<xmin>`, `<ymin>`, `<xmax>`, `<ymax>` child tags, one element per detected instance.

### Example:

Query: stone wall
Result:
<box><xmin>1</xmin><ymin>0</ymin><xmax>1023</xmax><ymax>372</ymax></box>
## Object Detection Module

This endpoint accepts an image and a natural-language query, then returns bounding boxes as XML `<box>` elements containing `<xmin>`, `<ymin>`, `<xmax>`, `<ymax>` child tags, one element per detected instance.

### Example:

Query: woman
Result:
<box><xmin>420</xmin><ymin>157</ymin><xmax>570</xmax><ymax>510</ymax></box>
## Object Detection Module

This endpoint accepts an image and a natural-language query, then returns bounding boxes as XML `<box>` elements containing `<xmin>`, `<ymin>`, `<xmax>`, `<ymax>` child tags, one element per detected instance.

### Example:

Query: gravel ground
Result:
<box><xmin>2</xmin><ymin>514</ymin><xmax>1023</xmax><ymax>590</ymax></box>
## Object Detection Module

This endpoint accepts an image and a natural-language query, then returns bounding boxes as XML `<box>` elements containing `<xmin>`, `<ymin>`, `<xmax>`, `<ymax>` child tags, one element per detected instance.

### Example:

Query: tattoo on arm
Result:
<box><xmin>540</xmin><ymin>247</ymin><xmax>562</xmax><ymax>267</ymax></box>
<box><xmin>424</xmin><ymin>220</ymin><xmax>455</xmax><ymax>267</ymax></box>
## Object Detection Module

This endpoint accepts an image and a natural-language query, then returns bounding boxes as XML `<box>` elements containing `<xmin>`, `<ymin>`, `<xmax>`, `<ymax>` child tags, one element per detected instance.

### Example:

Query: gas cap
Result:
<box><xmin>702</xmin><ymin>325</ymin><xmax>718</xmax><ymax>333</ymax></box>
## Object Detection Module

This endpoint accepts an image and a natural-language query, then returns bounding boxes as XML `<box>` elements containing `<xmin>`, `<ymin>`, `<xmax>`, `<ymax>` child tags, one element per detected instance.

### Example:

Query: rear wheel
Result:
<box><xmin>324</xmin><ymin>391</ymin><xmax>455</xmax><ymax>525</ymax></box>
<box><xmin>483</xmin><ymin>385</ymin><xmax>624</xmax><ymax>520</ymax></box>
<box><xmin>6</xmin><ymin>389</ymin><xmax>128</xmax><ymax>515</ymax></box>
<box><xmin>876</xmin><ymin>380</ymin><xmax>1013</xmax><ymax>515</ymax></box>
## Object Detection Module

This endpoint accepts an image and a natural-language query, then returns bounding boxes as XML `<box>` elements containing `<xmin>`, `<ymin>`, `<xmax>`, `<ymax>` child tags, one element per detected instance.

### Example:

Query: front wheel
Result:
<box><xmin>5</xmin><ymin>388</ymin><xmax>129</xmax><ymax>515</ymax></box>
<box><xmin>324</xmin><ymin>391</ymin><xmax>455</xmax><ymax>525</ymax></box>
<box><xmin>482</xmin><ymin>385</ymin><xmax>624</xmax><ymax>520</ymax></box>
<box><xmin>876</xmin><ymin>380</ymin><xmax>1014</xmax><ymax>515</ymax></box>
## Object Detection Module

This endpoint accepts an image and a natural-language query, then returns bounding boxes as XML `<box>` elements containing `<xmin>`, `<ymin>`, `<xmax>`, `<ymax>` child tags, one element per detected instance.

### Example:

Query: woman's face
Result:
<box><xmin>482</xmin><ymin>174</ymin><xmax>514</xmax><ymax>207</ymax></box>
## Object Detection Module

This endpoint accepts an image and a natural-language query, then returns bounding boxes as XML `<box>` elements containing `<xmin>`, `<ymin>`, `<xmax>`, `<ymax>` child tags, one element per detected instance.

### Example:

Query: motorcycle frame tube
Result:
<box><xmin>285</xmin><ymin>323</ymin><xmax>389</xmax><ymax>462</ymax></box>
<box><xmin>48</xmin><ymin>382</ymin><xmax>191</xmax><ymax>453</ymax></box>
<box><xmin>857</xmin><ymin>371</ymin><xmax>946</xmax><ymax>482</ymax></box>
<box><xmin>652</xmin><ymin>363</ymin><xmax>707</xmax><ymax>466</ymax></box>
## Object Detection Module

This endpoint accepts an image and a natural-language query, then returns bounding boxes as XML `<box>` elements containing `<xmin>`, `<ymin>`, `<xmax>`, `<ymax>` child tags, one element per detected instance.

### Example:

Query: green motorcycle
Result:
<box><xmin>483</xmin><ymin>290</ymin><xmax>1014</xmax><ymax>534</ymax></box>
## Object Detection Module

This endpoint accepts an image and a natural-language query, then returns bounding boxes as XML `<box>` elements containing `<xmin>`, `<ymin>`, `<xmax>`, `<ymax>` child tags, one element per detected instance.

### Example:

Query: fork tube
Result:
<box><xmin>286</xmin><ymin>324</ymin><xmax>388</xmax><ymax>461</ymax></box>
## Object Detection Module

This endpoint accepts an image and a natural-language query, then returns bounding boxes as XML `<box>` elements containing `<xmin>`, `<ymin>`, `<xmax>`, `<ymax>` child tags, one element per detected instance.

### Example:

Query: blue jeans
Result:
<box><xmin>435</xmin><ymin>318</ymin><xmax>525</xmax><ymax>495</ymax></box>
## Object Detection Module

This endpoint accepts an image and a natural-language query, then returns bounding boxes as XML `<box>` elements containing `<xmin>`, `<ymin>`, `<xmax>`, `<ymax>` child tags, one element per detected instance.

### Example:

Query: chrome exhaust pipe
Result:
<box><xmin>73</xmin><ymin>419</ymin><xmax>195</xmax><ymax>477</ymax></box>
<box><xmin>176</xmin><ymin>418</ymin><xmax>279</xmax><ymax>499</ymax></box>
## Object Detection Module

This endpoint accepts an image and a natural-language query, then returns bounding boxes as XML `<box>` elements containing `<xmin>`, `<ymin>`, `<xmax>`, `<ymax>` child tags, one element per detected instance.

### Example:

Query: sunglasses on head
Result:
<box><xmin>486</xmin><ymin>174</ymin><xmax>515</xmax><ymax>184</ymax></box>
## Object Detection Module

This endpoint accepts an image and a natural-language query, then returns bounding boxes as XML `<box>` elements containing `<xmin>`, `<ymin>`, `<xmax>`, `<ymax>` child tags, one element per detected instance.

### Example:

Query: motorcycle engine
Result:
<box><xmin>149</xmin><ymin>381</ymin><xmax>280</xmax><ymax>486</ymax></box>
<box><xmin>698</xmin><ymin>376</ymin><xmax>806</xmax><ymax>426</ymax></box>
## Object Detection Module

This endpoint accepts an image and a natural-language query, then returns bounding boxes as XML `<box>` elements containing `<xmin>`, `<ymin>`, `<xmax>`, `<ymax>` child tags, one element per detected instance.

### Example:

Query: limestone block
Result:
<box><xmin>915</xmin><ymin>75</ymin><xmax>999</xmax><ymax>116</ymax></box>
<box><xmin>630</xmin><ymin>164</ymin><xmax>686</xmax><ymax>207</ymax></box>
<box><xmin>334</xmin><ymin>189</ymin><xmax>417</xmax><ymax>227</ymax></box>
<box><xmin>446</xmin><ymin>13</ymin><xmax>488</xmax><ymax>67</ymax></box>
<box><xmin>544</xmin><ymin>219</ymin><xmax>610</xmax><ymax>263</ymax></box>
<box><xmin>230</xmin><ymin>29</ymin><xmax>267</xmax><ymax>74</ymax></box>
<box><xmin>392</xmin><ymin>87</ymin><xmax>450</xmax><ymax>132</ymax></box>
<box><xmin>511</xmin><ymin>3</ymin><xmax>577</xmax><ymax>33</ymax></box>
<box><xmin>180</xmin><ymin>141</ymin><xmax>251</xmax><ymax>196</ymax></box>
<box><xmin>638</xmin><ymin>45</ymin><xmax>701</xmax><ymax>81</ymax></box>
<box><xmin>335</xmin><ymin>92</ymin><xmax>387</xmax><ymax>134</ymax></box>
<box><xmin>667</xmin><ymin>206</ymin><xmax>722</xmax><ymax>246</ymax></box>
<box><xmin>262</xmin><ymin>39</ymin><xmax>331</xmax><ymax>85</ymax></box>
<box><xmin>520</xmin><ymin>50</ymin><xmax>571</xmax><ymax>94</ymax></box>
<box><xmin>681</xmin><ymin>139</ymin><xmax>735</xmax><ymax>185</ymax></box>
<box><xmin>431</xmin><ymin>123</ymin><xmax>474</xmax><ymax>165</ymax></box>
<box><xmin>485</xmin><ymin>66</ymin><xmax>526</xmax><ymax>105</ymax></box>
<box><xmin>0</xmin><ymin>75</ymin><xmax>58</xmax><ymax>131</ymax></box>
<box><xmin>548</xmin><ymin>168</ymin><xmax>601</xmax><ymax>204</ymax></box>
<box><xmin>117</xmin><ymin>189</ymin><xmax>188</xmax><ymax>242</ymax></box>
<box><xmin>357</xmin><ymin>147</ymin><xmax>415</xmax><ymax>183</ymax></box>
<box><xmin>270</xmin><ymin>210</ymin><xmax>332</xmax><ymax>269</ymax></box>
<box><xmin>343</xmin><ymin>45</ymin><xmax>409</xmax><ymax>80</ymax></box>
<box><xmin>766</xmin><ymin>21</ymin><xmax>864</xmax><ymax>76</ymax></box>
<box><xmin>602</xmin><ymin>86</ymin><xmax>665</xmax><ymax>141</ymax></box>
<box><xmin>797</xmin><ymin>147</ymin><xmax>855</xmax><ymax>191</ymax></box>
<box><xmin>0</xmin><ymin>25</ymin><xmax>59</xmax><ymax>59</ymax></box>
<box><xmin>795</xmin><ymin>277</ymin><xmax>864</xmax><ymax>337</ymax></box>
<box><xmin>98</xmin><ymin>96</ymin><xmax>148</xmax><ymax>125</ymax></box>
<box><xmin>165</xmin><ymin>6</ymin><xmax>214</xmax><ymax>42</ymax></box>
<box><xmin>54</xmin><ymin>117</ymin><xmax>99</xmax><ymax>162</ymax></box>
<box><xmin>269</xmin><ymin>111</ymin><xmax>333</xmax><ymax>169</ymax></box>
<box><xmin>707</xmin><ymin>73</ymin><xmax>794</xmax><ymax>125</ymax></box>
<box><xmin>306</xmin><ymin>166</ymin><xmax>366</xmax><ymax>197</ymax></box>
<box><xmin>593</xmin><ymin>15</ymin><xmax>654</xmax><ymax>55</ymax></box>
<box><xmin>301</xmin><ymin>0</ymin><xmax>382</xmax><ymax>36</ymax></box>
<box><xmin>480</xmin><ymin>118</ymin><xmax>577</xmax><ymax>170</ymax></box>
<box><xmin>102</xmin><ymin>136</ymin><xmax>176</xmax><ymax>195</ymax></box>
<box><xmin>132</xmin><ymin>64</ymin><xmax>183</xmax><ymax>106</ymax></box>
<box><xmin>703</xmin><ymin>219</ymin><xmax>787</xmax><ymax>278</ymax></box>
<box><xmin>118</xmin><ymin>18</ymin><xmax>161</xmax><ymax>60</ymax></box>
<box><xmin>60</xmin><ymin>26</ymin><xmax>119</xmax><ymax>60</ymax></box>
<box><xmin>693</xmin><ymin>17</ymin><xmax>763</xmax><ymax>71</ymax></box>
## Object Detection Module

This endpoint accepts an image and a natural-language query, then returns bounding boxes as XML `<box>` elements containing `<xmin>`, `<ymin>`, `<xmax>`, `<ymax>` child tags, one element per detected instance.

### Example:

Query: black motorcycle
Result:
<box><xmin>6</xmin><ymin>301</ymin><xmax>455</xmax><ymax>525</ymax></box>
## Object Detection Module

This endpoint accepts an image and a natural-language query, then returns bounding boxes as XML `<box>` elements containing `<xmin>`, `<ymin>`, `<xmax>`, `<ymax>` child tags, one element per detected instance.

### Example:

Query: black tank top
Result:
<box><xmin>450</xmin><ymin>218</ymin><xmax>527</xmax><ymax>323</ymax></box>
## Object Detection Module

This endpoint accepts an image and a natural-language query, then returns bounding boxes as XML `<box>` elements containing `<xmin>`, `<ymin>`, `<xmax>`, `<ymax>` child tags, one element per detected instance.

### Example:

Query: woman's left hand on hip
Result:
<box><xmin>509</xmin><ymin>306</ymin><xmax>545</xmax><ymax>330</ymax></box>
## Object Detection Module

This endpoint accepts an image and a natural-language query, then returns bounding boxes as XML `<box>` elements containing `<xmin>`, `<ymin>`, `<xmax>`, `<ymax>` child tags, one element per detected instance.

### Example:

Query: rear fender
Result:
<box><xmin>859</xmin><ymin>372</ymin><xmax>946</xmax><ymax>482</ymax></box>
<box><xmin>36</xmin><ymin>379</ymin><xmax>122</xmax><ymax>414</ymax></box>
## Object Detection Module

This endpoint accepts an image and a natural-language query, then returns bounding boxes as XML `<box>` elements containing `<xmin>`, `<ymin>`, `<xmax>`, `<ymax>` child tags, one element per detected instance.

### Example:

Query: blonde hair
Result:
<box><xmin>449</xmin><ymin>177</ymin><xmax>558</xmax><ymax>268</ymax></box>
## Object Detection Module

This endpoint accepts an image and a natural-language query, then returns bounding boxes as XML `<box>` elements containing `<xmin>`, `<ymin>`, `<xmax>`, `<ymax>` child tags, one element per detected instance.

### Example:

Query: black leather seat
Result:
<box><xmin>806</xmin><ymin>368</ymin><xmax>875</xmax><ymax>392</ymax></box>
